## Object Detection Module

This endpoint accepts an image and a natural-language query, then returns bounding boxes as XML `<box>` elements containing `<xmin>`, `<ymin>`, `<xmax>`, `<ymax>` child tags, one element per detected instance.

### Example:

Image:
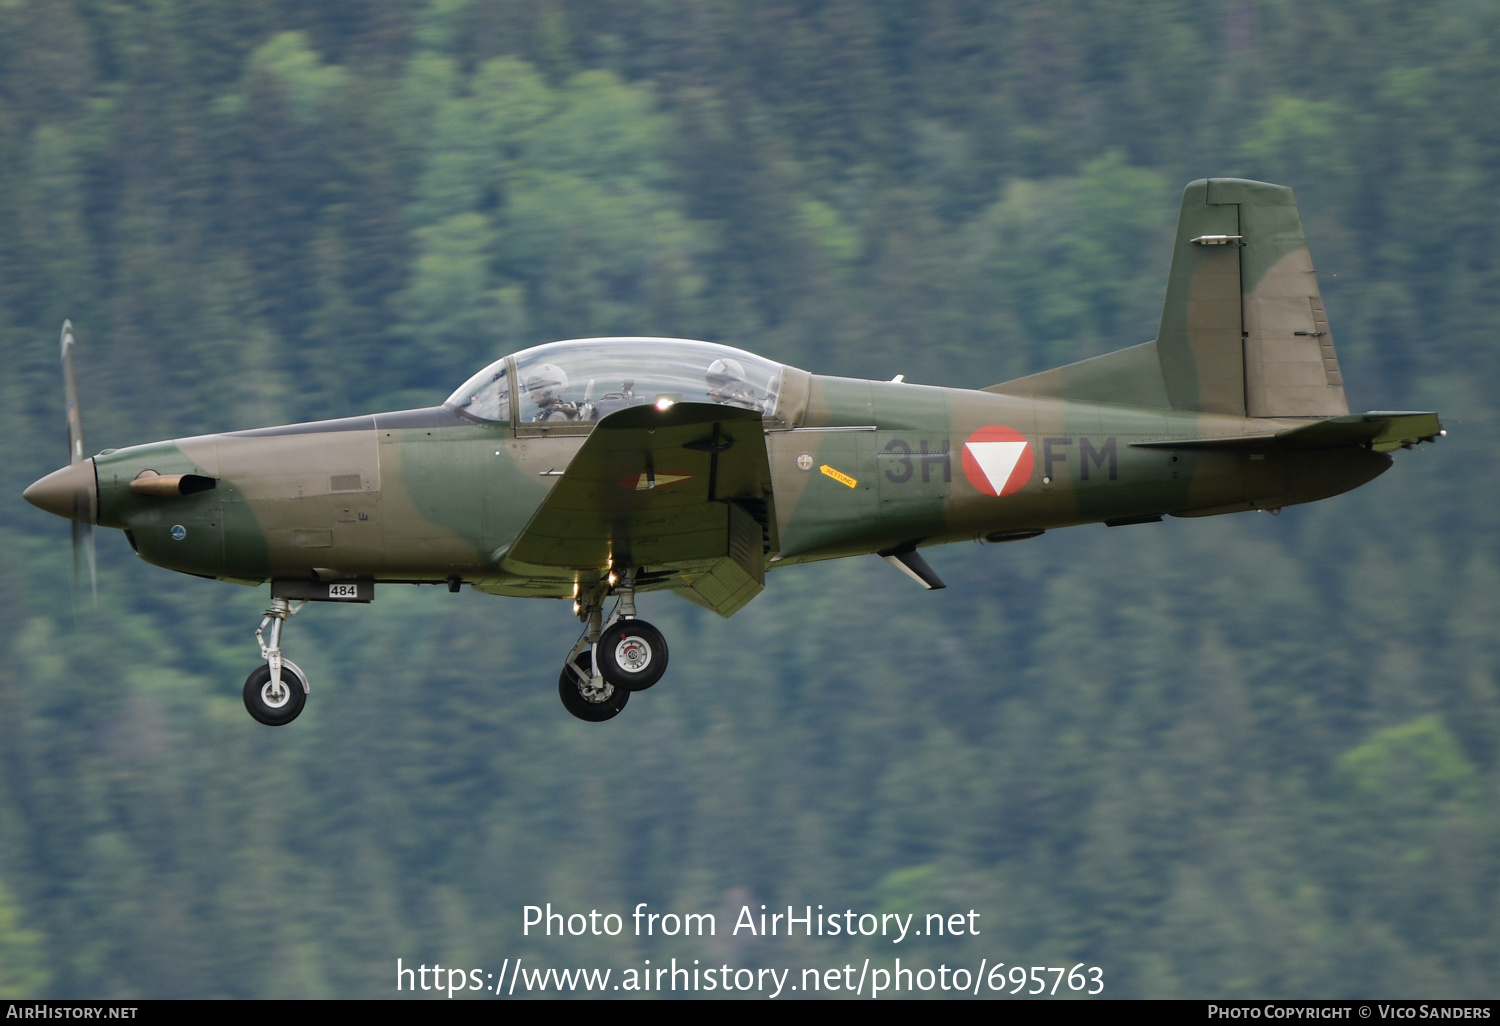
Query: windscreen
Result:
<box><xmin>447</xmin><ymin>338</ymin><xmax>783</xmax><ymax>425</ymax></box>
<box><xmin>446</xmin><ymin>361</ymin><xmax>511</xmax><ymax>422</ymax></box>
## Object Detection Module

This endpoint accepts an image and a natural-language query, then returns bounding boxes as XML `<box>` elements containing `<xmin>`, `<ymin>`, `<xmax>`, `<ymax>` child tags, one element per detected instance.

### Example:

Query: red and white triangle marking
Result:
<box><xmin>961</xmin><ymin>425</ymin><xmax>1033</xmax><ymax>497</ymax></box>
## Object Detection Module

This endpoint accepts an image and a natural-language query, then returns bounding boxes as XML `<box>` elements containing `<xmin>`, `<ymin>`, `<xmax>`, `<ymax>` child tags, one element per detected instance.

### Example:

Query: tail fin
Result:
<box><xmin>990</xmin><ymin>178</ymin><xmax>1349</xmax><ymax>419</ymax></box>
<box><xmin>1157</xmin><ymin>178</ymin><xmax>1347</xmax><ymax>418</ymax></box>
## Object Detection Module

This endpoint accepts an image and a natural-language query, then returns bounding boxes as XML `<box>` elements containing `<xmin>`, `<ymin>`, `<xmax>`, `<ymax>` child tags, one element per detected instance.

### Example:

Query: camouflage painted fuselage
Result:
<box><xmin>85</xmin><ymin>373</ymin><xmax>1389</xmax><ymax>600</ymax></box>
<box><xmin>29</xmin><ymin>177</ymin><xmax>1440</xmax><ymax>618</ymax></box>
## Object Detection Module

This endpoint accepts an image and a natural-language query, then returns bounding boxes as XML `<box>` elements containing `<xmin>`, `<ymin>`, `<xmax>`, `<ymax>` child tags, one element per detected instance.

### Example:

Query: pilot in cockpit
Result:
<box><xmin>527</xmin><ymin>364</ymin><xmax>580</xmax><ymax>421</ymax></box>
<box><xmin>706</xmin><ymin>358</ymin><xmax>761</xmax><ymax>410</ymax></box>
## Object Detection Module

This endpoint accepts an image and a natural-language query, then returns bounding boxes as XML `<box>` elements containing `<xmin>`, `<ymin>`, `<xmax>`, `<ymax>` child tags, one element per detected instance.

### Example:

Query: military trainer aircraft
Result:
<box><xmin>25</xmin><ymin>178</ymin><xmax>1442</xmax><ymax>724</ymax></box>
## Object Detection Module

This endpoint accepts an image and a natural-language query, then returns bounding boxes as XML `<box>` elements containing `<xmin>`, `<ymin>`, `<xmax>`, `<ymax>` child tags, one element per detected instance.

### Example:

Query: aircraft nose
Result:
<box><xmin>23</xmin><ymin>458</ymin><xmax>97</xmax><ymax>523</ymax></box>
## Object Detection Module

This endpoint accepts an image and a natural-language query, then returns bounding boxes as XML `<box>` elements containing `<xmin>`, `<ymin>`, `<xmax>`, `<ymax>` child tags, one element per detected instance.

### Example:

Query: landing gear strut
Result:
<box><xmin>556</xmin><ymin>569</ymin><xmax>669</xmax><ymax>721</ymax></box>
<box><xmin>245</xmin><ymin>597</ymin><xmax>310</xmax><ymax>726</ymax></box>
<box><xmin>558</xmin><ymin>650</ymin><xmax>629</xmax><ymax>721</ymax></box>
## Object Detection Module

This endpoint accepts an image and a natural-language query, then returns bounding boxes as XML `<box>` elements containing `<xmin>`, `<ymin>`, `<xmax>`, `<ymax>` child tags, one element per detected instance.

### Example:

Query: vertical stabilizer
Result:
<box><xmin>1156</xmin><ymin>179</ymin><xmax>1348</xmax><ymax>419</ymax></box>
<box><xmin>1156</xmin><ymin>180</ymin><xmax>1245</xmax><ymax>415</ymax></box>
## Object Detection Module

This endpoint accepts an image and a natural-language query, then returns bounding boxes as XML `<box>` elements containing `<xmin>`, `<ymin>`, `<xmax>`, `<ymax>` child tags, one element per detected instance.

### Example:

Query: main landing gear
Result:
<box><xmin>245</xmin><ymin>597</ymin><xmax>310</xmax><ymax>726</ymax></box>
<box><xmin>558</xmin><ymin>570</ymin><xmax>669</xmax><ymax>722</ymax></box>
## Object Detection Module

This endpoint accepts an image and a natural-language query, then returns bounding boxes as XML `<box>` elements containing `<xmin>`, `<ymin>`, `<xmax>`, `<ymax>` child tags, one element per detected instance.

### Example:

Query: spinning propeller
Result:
<box><xmin>61</xmin><ymin>321</ymin><xmax>97</xmax><ymax>610</ymax></box>
<box><xmin>23</xmin><ymin>321</ymin><xmax>98</xmax><ymax>611</ymax></box>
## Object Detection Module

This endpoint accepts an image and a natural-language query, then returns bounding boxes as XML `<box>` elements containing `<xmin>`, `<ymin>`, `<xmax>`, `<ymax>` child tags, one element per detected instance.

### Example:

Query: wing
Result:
<box><xmin>501</xmin><ymin>402</ymin><xmax>772</xmax><ymax>615</ymax></box>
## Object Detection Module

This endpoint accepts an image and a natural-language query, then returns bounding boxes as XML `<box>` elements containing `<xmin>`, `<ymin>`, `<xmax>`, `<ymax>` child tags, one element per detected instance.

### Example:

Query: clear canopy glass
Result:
<box><xmin>446</xmin><ymin>337</ymin><xmax>783</xmax><ymax>425</ymax></box>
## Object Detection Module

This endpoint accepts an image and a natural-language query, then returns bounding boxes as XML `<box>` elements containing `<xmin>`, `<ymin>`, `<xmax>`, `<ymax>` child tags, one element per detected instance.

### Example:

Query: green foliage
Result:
<box><xmin>1330</xmin><ymin>717</ymin><xmax>1489</xmax><ymax>973</ymax></box>
<box><xmin>1238</xmin><ymin>96</ymin><xmax>1351</xmax><ymax>214</ymax></box>
<box><xmin>798</xmin><ymin>199</ymin><xmax>860</xmax><ymax>265</ymax></box>
<box><xmin>0</xmin><ymin>880</ymin><xmax>48</xmax><ymax>997</ymax></box>
<box><xmin>960</xmin><ymin>154</ymin><xmax>1171</xmax><ymax>375</ymax></box>
<box><xmin>247</xmin><ymin>32</ymin><xmax>349</xmax><ymax>125</ymax></box>
<box><xmin>401</xmin><ymin>211</ymin><xmax>509</xmax><ymax>350</ymax></box>
<box><xmin>399</xmin><ymin>55</ymin><xmax>705</xmax><ymax>369</ymax></box>
<box><xmin>1337</xmin><ymin>715</ymin><xmax>1480</xmax><ymax>812</ymax></box>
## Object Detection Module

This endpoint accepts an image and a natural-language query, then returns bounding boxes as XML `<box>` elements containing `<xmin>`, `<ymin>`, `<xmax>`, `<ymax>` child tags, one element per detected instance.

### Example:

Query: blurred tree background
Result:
<box><xmin>1</xmin><ymin>0</ymin><xmax>1496</xmax><ymax>998</ymax></box>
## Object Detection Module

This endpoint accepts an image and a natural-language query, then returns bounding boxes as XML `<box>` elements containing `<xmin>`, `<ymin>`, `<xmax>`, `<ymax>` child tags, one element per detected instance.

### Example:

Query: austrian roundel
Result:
<box><xmin>960</xmin><ymin>425</ymin><xmax>1034</xmax><ymax>497</ymax></box>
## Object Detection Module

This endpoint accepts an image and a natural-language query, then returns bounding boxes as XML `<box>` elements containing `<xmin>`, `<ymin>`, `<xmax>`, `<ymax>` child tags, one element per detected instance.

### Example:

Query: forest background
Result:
<box><xmin>0</xmin><ymin>0</ymin><xmax>1496</xmax><ymax>999</ymax></box>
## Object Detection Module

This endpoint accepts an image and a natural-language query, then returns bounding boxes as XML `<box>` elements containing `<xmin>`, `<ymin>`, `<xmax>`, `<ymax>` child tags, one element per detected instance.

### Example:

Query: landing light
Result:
<box><xmin>655</xmin><ymin>397</ymin><xmax>675</xmax><ymax>411</ymax></box>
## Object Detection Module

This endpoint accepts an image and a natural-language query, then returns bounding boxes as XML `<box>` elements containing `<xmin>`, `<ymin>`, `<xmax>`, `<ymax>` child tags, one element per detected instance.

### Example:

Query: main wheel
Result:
<box><xmin>558</xmin><ymin>653</ymin><xmax>630</xmax><ymax>722</ymax></box>
<box><xmin>243</xmin><ymin>664</ymin><xmax>308</xmax><ymax>726</ymax></box>
<box><xmin>597</xmin><ymin>619</ymin><xmax>669</xmax><ymax>692</ymax></box>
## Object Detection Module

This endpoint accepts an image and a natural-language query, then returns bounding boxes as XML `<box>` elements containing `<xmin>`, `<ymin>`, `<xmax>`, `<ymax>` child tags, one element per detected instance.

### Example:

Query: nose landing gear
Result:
<box><xmin>245</xmin><ymin>597</ymin><xmax>310</xmax><ymax>726</ymax></box>
<box><xmin>557</xmin><ymin>570</ymin><xmax>669</xmax><ymax>721</ymax></box>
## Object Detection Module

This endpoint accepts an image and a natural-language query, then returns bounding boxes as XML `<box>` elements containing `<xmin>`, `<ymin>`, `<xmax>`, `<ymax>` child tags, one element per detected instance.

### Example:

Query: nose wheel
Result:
<box><xmin>244</xmin><ymin>662</ymin><xmax>309</xmax><ymax>726</ymax></box>
<box><xmin>244</xmin><ymin>597</ymin><xmax>310</xmax><ymax>726</ymax></box>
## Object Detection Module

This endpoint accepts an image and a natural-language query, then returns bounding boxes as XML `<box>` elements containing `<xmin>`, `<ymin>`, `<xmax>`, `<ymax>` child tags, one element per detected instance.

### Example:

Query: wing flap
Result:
<box><xmin>667</xmin><ymin>502</ymin><xmax>765</xmax><ymax>617</ymax></box>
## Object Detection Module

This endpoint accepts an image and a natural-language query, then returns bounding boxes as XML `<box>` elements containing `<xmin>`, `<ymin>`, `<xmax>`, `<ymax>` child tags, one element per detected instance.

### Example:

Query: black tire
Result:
<box><xmin>243</xmin><ymin>664</ymin><xmax>308</xmax><ymax>726</ymax></box>
<box><xmin>558</xmin><ymin>653</ymin><xmax>630</xmax><ymax>722</ymax></box>
<box><xmin>597</xmin><ymin>619</ymin><xmax>669</xmax><ymax>692</ymax></box>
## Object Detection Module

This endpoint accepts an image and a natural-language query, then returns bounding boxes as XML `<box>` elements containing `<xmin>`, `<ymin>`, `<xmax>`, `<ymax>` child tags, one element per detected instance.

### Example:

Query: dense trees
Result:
<box><xmin>1</xmin><ymin>0</ymin><xmax>1496</xmax><ymax>997</ymax></box>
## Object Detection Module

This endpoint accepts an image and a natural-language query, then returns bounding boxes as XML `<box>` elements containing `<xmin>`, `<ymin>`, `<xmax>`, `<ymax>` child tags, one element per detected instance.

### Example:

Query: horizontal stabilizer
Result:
<box><xmin>1130</xmin><ymin>412</ymin><xmax>1443</xmax><ymax>454</ymax></box>
<box><xmin>1277</xmin><ymin>412</ymin><xmax>1443</xmax><ymax>452</ymax></box>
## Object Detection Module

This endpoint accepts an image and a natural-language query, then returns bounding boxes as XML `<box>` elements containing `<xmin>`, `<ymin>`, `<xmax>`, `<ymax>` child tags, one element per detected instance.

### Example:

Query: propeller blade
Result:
<box><xmin>72</xmin><ymin>518</ymin><xmax>97</xmax><ymax>612</ymax></box>
<box><xmin>61</xmin><ymin>320</ymin><xmax>84</xmax><ymax>465</ymax></box>
<box><xmin>60</xmin><ymin>321</ymin><xmax>97</xmax><ymax>612</ymax></box>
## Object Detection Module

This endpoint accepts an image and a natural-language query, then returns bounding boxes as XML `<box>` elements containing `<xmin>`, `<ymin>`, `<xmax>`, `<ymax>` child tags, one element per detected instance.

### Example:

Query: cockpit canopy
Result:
<box><xmin>446</xmin><ymin>337</ymin><xmax>785</xmax><ymax>426</ymax></box>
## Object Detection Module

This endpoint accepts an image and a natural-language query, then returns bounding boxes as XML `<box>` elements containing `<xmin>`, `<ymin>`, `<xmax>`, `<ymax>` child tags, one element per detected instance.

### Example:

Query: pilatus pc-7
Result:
<box><xmin>25</xmin><ymin>179</ymin><xmax>1443</xmax><ymax>724</ymax></box>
